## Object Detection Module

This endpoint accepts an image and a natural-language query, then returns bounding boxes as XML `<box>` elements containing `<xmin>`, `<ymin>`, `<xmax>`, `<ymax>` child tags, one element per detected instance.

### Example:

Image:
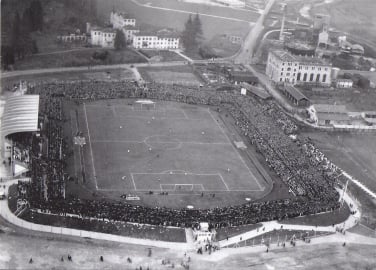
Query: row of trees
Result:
<box><xmin>2</xmin><ymin>0</ymin><xmax>43</xmax><ymax>69</ymax></box>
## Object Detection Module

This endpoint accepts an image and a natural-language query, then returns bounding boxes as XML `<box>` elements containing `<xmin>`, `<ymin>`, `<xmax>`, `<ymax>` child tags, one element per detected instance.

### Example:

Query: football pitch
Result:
<box><xmin>77</xmin><ymin>100</ymin><xmax>264</xmax><ymax>196</ymax></box>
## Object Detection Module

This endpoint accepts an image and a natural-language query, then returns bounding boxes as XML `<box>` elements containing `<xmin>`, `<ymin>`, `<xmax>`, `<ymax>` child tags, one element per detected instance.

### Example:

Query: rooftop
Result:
<box><xmin>134</xmin><ymin>31</ymin><xmax>180</xmax><ymax>39</ymax></box>
<box><xmin>284</xmin><ymin>85</ymin><xmax>309</xmax><ymax>101</ymax></box>
<box><xmin>111</xmin><ymin>11</ymin><xmax>135</xmax><ymax>19</ymax></box>
<box><xmin>271</xmin><ymin>50</ymin><xmax>330</xmax><ymax>66</ymax></box>
<box><xmin>314</xmin><ymin>104</ymin><xmax>347</xmax><ymax>114</ymax></box>
<box><xmin>91</xmin><ymin>27</ymin><xmax>116</xmax><ymax>34</ymax></box>
<box><xmin>317</xmin><ymin>112</ymin><xmax>350</xmax><ymax>122</ymax></box>
<box><xmin>1</xmin><ymin>95</ymin><xmax>39</xmax><ymax>138</ymax></box>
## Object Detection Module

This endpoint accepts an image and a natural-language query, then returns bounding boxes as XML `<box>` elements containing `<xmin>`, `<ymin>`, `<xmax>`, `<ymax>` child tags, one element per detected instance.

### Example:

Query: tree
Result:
<box><xmin>1</xmin><ymin>45</ymin><xmax>15</xmax><ymax>70</ymax></box>
<box><xmin>114</xmin><ymin>30</ymin><xmax>126</xmax><ymax>50</ymax></box>
<box><xmin>193</xmin><ymin>13</ymin><xmax>203</xmax><ymax>43</ymax></box>
<box><xmin>181</xmin><ymin>15</ymin><xmax>196</xmax><ymax>51</ymax></box>
<box><xmin>181</xmin><ymin>14</ymin><xmax>204</xmax><ymax>52</ymax></box>
<box><xmin>29</xmin><ymin>0</ymin><xmax>43</xmax><ymax>31</ymax></box>
<box><xmin>11</xmin><ymin>12</ymin><xmax>21</xmax><ymax>58</ymax></box>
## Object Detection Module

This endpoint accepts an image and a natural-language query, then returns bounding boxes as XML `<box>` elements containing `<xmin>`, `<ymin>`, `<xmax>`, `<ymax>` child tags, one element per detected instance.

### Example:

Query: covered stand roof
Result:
<box><xmin>284</xmin><ymin>85</ymin><xmax>308</xmax><ymax>101</ymax></box>
<box><xmin>1</xmin><ymin>95</ymin><xmax>39</xmax><ymax>138</ymax></box>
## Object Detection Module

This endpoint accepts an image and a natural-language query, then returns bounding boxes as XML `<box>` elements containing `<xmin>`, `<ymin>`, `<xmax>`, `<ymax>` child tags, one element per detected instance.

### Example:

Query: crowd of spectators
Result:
<box><xmin>17</xmin><ymin>80</ymin><xmax>341</xmax><ymax>228</ymax></box>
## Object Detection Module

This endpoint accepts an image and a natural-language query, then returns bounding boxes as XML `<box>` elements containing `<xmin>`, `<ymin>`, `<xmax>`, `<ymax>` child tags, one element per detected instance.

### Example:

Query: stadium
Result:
<box><xmin>2</xmin><ymin>80</ymin><xmax>343</xmax><ymax>243</ymax></box>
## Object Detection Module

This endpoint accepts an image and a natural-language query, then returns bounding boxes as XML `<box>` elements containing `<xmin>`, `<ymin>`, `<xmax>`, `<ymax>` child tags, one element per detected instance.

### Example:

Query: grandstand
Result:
<box><xmin>1</xmin><ymin>94</ymin><xmax>65</xmax><ymax>200</ymax></box>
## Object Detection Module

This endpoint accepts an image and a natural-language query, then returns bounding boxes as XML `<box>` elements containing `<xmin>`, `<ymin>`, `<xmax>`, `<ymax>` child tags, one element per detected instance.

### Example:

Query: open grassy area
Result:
<box><xmin>139</xmin><ymin>50</ymin><xmax>186</xmax><ymax>62</ymax></box>
<box><xmin>302</xmin><ymin>132</ymin><xmax>376</xmax><ymax>194</ymax></box>
<box><xmin>13</xmin><ymin>48</ymin><xmax>147</xmax><ymax>70</ymax></box>
<box><xmin>138</xmin><ymin>65</ymin><xmax>203</xmax><ymax>85</ymax></box>
<box><xmin>1</xmin><ymin>69</ymin><xmax>135</xmax><ymax>90</ymax></box>
<box><xmin>312</xmin><ymin>0</ymin><xmax>376</xmax><ymax>48</ymax></box>
<box><xmin>97</xmin><ymin>0</ymin><xmax>256</xmax><ymax>40</ymax></box>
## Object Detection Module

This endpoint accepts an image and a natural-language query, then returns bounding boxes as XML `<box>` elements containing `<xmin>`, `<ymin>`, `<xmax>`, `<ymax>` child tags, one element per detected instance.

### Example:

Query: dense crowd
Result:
<box><xmin>17</xmin><ymin>80</ymin><xmax>341</xmax><ymax>228</ymax></box>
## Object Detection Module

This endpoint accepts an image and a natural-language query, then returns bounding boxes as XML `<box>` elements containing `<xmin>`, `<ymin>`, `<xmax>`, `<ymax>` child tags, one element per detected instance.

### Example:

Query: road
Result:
<box><xmin>234</xmin><ymin>0</ymin><xmax>276</xmax><ymax>64</ymax></box>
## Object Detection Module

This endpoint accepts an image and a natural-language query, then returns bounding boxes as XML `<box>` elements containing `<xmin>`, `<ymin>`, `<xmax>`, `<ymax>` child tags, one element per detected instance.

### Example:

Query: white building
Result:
<box><xmin>266</xmin><ymin>50</ymin><xmax>332</xmax><ymax>86</ymax></box>
<box><xmin>336</xmin><ymin>79</ymin><xmax>353</xmax><ymax>89</ymax></box>
<box><xmin>307</xmin><ymin>104</ymin><xmax>349</xmax><ymax>126</ymax></box>
<box><xmin>133</xmin><ymin>30</ymin><xmax>179</xmax><ymax>49</ymax></box>
<box><xmin>90</xmin><ymin>28</ymin><xmax>116</xmax><ymax>48</ymax></box>
<box><xmin>110</xmin><ymin>11</ymin><xmax>136</xmax><ymax>29</ymax></box>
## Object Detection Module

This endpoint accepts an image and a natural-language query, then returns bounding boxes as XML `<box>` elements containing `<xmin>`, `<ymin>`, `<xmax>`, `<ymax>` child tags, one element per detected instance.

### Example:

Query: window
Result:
<box><xmin>303</xmin><ymin>73</ymin><xmax>307</xmax><ymax>81</ymax></box>
<box><xmin>287</xmin><ymin>73</ymin><xmax>290</xmax><ymax>76</ymax></box>
<box><xmin>280</xmin><ymin>78</ymin><xmax>283</xmax><ymax>82</ymax></box>
<box><xmin>310</xmin><ymin>73</ymin><xmax>314</xmax><ymax>81</ymax></box>
<box><xmin>323</xmin><ymin>74</ymin><xmax>327</xmax><ymax>82</ymax></box>
<box><xmin>287</xmin><ymin>67</ymin><xmax>291</xmax><ymax>71</ymax></box>
<box><xmin>281</xmin><ymin>72</ymin><xmax>283</xmax><ymax>76</ymax></box>
<box><xmin>297</xmin><ymin>73</ymin><xmax>301</xmax><ymax>81</ymax></box>
<box><xmin>316</xmin><ymin>74</ymin><xmax>320</xmax><ymax>82</ymax></box>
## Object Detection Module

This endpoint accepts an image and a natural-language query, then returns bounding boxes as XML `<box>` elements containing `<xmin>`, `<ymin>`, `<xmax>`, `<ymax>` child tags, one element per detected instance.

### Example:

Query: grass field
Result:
<box><xmin>302</xmin><ymin>131</ymin><xmax>376</xmax><ymax>194</ymax></box>
<box><xmin>1</xmin><ymin>69</ymin><xmax>135</xmax><ymax>90</ymax></box>
<box><xmin>13</xmin><ymin>48</ymin><xmax>147</xmax><ymax>70</ymax></box>
<box><xmin>70</xmin><ymin>99</ymin><xmax>269</xmax><ymax>209</ymax></box>
<box><xmin>139</xmin><ymin>50</ymin><xmax>186</xmax><ymax>62</ymax></box>
<box><xmin>312</xmin><ymin>0</ymin><xmax>376</xmax><ymax>46</ymax></box>
<box><xmin>138</xmin><ymin>65</ymin><xmax>203</xmax><ymax>86</ymax></box>
<box><xmin>97</xmin><ymin>0</ymin><xmax>257</xmax><ymax>40</ymax></box>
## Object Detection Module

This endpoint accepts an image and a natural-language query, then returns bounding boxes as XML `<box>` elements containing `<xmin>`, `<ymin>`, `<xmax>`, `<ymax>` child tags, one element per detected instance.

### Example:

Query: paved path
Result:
<box><xmin>235</xmin><ymin>0</ymin><xmax>276</xmax><ymax>63</ymax></box>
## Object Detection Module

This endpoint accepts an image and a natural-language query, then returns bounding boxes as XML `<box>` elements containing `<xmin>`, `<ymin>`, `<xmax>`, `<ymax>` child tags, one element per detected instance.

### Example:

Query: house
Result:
<box><xmin>132</xmin><ymin>30</ymin><xmax>179</xmax><ymax>49</ymax></box>
<box><xmin>90</xmin><ymin>28</ymin><xmax>116</xmax><ymax>48</ymax></box>
<box><xmin>266</xmin><ymin>50</ymin><xmax>332</xmax><ymax>86</ymax></box>
<box><xmin>307</xmin><ymin>104</ymin><xmax>350</xmax><ymax>126</ymax></box>
<box><xmin>336</xmin><ymin>79</ymin><xmax>353</xmax><ymax>89</ymax></box>
<box><xmin>110</xmin><ymin>11</ymin><xmax>136</xmax><ymax>29</ymax></box>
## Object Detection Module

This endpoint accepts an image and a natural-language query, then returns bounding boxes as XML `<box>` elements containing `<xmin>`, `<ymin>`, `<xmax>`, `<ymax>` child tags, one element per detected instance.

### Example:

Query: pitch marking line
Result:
<box><xmin>181</xmin><ymin>109</ymin><xmax>189</xmax><ymax>120</ymax></box>
<box><xmin>130</xmin><ymin>173</ymin><xmax>137</xmax><ymax>190</ymax></box>
<box><xmin>207</xmin><ymin>108</ymin><xmax>263</xmax><ymax>191</ymax></box>
<box><xmin>83</xmin><ymin>103</ymin><xmax>98</xmax><ymax>190</ymax></box>
<box><xmin>218</xmin><ymin>173</ymin><xmax>230</xmax><ymax>191</ymax></box>
<box><xmin>70</xmin><ymin>111</ymin><xmax>78</xmax><ymax>178</ymax></box>
<box><xmin>91</xmin><ymin>139</ymin><xmax>230</xmax><ymax>145</ymax></box>
<box><xmin>132</xmin><ymin>172</ymin><xmax>229</xmax><ymax>191</ymax></box>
